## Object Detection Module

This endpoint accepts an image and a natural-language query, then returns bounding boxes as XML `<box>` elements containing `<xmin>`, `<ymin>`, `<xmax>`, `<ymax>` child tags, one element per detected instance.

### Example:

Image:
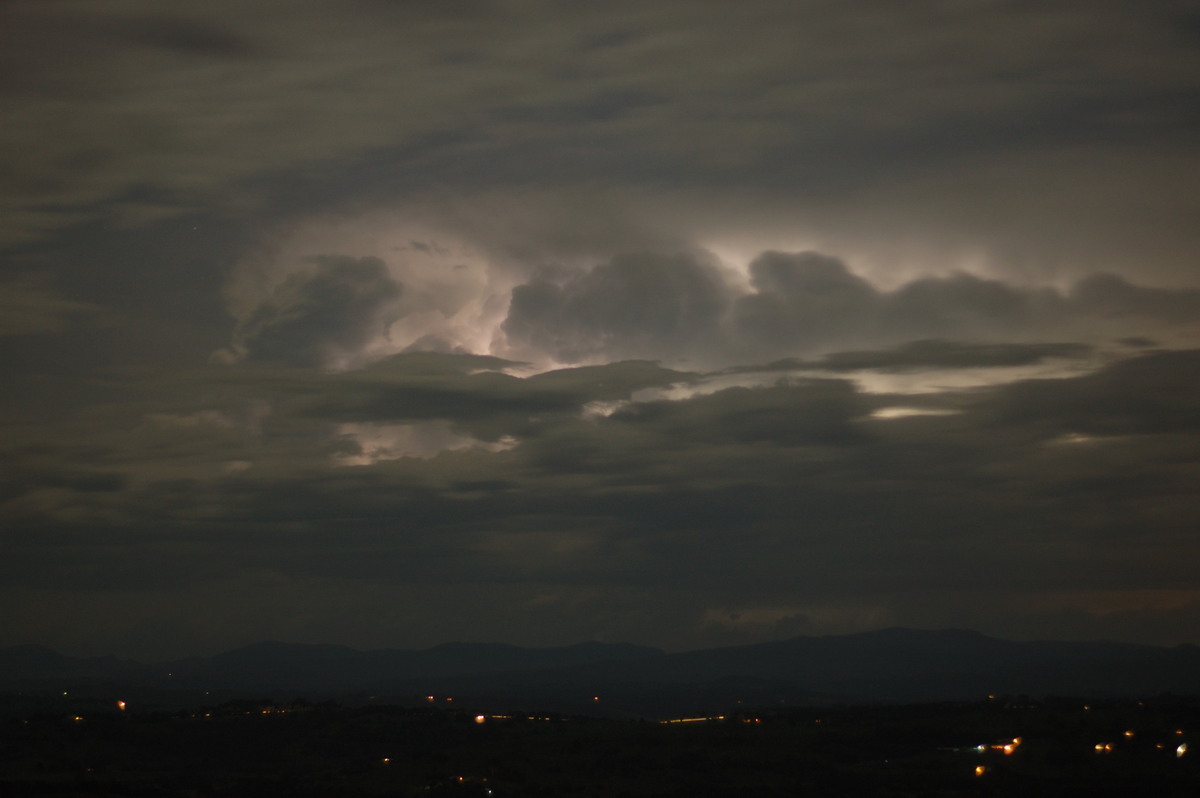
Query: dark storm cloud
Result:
<box><xmin>498</xmin><ymin>250</ymin><xmax>1194</xmax><ymax>365</ymax></box>
<box><xmin>729</xmin><ymin>254</ymin><xmax>1067</xmax><ymax>355</ymax></box>
<box><xmin>982</xmin><ymin>349</ymin><xmax>1200</xmax><ymax>436</ymax></box>
<box><xmin>254</xmin><ymin>355</ymin><xmax>693</xmax><ymax>442</ymax></box>
<box><xmin>810</xmin><ymin>340</ymin><xmax>1094</xmax><ymax>372</ymax></box>
<box><xmin>502</xmin><ymin>251</ymin><xmax>729</xmax><ymax>363</ymax></box>
<box><xmin>13</xmin><ymin>352</ymin><xmax>1192</xmax><ymax>576</ymax></box>
<box><xmin>881</xmin><ymin>273</ymin><xmax>1061</xmax><ymax>338</ymax></box>
<box><xmin>3</xmin><ymin>347</ymin><xmax>1200</xmax><ymax>653</ymax></box>
<box><xmin>5</xmin><ymin>0</ymin><xmax>1200</xmax><ymax>282</ymax></box>
<box><xmin>5</xmin><ymin>0</ymin><xmax>1200</xmax><ymax>657</ymax></box>
<box><xmin>609</xmin><ymin>380</ymin><xmax>866</xmax><ymax>448</ymax></box>
<box><xmin>732</xmin><ymin>252</ymin><xmax>877</xmax><ymax>352</ymax></box>
<box><xmin>1071</xmin><ymin>273</ymin><xmax>1200</xmax><ymax>323</ymax></box>
<box><xmin>229</xmin><ymin>255</ymin><xmax>403</xmax><ymax>367</ymax></box>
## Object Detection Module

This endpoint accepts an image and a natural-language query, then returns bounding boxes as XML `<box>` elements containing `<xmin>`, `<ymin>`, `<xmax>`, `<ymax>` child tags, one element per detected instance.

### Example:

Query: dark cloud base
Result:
<box><xmin>4</xmin><ymin>343</ymin><xmax>1199</xmax><ymax>657</ymax></box>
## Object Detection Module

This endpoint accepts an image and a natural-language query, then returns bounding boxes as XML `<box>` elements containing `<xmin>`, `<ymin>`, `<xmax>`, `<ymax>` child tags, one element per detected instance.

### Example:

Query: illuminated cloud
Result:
<box><xmin>3</xmin><ymin>0</ymin><xmax>1200</xmax><ymax>659</ymax></box>
<box><xmin>502</xmin><ymin>251</ymin><xmax>730</xmax><ymax>364</ymax></box>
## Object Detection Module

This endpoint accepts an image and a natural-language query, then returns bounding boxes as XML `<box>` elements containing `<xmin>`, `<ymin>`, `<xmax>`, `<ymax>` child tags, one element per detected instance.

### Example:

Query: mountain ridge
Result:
<box><xmin>3</xmin><ymin>628</ymin><xmax>1198</xmax><ymax>712</ymax></box>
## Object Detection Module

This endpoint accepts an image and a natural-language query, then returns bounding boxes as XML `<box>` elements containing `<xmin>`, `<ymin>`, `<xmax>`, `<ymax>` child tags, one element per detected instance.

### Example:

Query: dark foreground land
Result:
<box><xmin>3</xmin><ymin>694</ymin><xmax>1199</xmax><ymax>797</ymax></box>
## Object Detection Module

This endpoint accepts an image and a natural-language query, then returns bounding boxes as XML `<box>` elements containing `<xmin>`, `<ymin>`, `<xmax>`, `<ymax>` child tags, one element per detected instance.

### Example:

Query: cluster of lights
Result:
<box><xmin>451</xmin><ymin>776</ymin><xmax>494</xmax><ymax>795</ymax></box>
<box><xmin>971</xmin><ymin>735</ymin><xmax>1023</xmax><ymax>774</ymax></box>
<box><xmin>1095</xmin><ymin>731</ymin><xmax>1187</xmax><ymax>757</ymax></box>
<box><xmin>67</xmin><ymin>700</ymin><xmax>129</xmax><ymax>723</ymax></box>
<box><xmin>976</xmin><ymin>737</ymin><xmax>1022</xmax><ymax>756</ymax></box>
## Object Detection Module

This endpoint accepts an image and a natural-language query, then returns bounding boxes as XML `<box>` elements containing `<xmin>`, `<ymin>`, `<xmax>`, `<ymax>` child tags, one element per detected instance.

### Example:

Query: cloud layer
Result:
<box><xmin>3</xmin><ymin>0</ymin><xmax>1200</xmax><ymax>658</ymax></box>
<box><xmin>5</xmin><ymin>336</ymin><xmax>1200</xmax><ymax>656</ymax></box>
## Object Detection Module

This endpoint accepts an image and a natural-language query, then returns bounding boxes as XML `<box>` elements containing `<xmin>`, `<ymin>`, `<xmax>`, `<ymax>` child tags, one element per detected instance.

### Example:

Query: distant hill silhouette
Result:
<box><xmin>4</xmin><ymin>629</ymin><xmax>1199</xmax><ymax>714</ymax></box>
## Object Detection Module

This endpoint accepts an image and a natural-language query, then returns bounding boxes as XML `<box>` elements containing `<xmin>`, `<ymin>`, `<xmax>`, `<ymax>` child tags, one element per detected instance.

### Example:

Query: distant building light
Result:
<box><xmin>1179</xmin><ymin>743</ymin><xmax>1189</xmax><ymax>758</ymax></box>
<box><xmin>116</xmin><ymin>701</ymin><xmax>126</xmax><ymax>711</ymax></box>
<box><xmin>474</xmin><ymin>715</ymin><xmax>486</xmax><ymax>724</ymax></box>
<box><xmin>975</xmin><ymin>765</ymin><xmax>986</xmax><ymax>777</ymax></box>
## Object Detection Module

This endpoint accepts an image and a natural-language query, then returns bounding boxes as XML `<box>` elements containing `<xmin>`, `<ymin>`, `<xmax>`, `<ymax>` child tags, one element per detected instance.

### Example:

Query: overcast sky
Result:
<box><xmin>3</xmin><ymin>0</ymin><xmax>1200</xmax><ymax>660</ymax></box>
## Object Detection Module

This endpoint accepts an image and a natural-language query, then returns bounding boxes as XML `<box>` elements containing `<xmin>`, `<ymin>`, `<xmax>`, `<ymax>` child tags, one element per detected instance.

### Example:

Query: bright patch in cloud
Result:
<box><xmin>870</xmin><ymin>407</ymin><xmax>961</xmax><ymax>420</ymax></box>
<box><xmin>332</xmin><ymin>421</ymin><xmax>517</xmax><ymax>466</ymax></box>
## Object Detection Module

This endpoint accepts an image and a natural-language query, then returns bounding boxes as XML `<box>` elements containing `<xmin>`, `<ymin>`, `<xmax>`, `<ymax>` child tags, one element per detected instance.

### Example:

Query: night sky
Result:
<box><xmin>4</xmin><ymin>0</ymin><xmax>1200</xmax><ymax>660</ymax></box>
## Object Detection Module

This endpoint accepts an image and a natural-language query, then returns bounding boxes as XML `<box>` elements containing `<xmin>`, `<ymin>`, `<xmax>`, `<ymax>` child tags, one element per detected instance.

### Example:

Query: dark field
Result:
<box><xmin>3</xmin><ymin>695</ymin><xmax>1199</xmax><ymax>797</ymax></box>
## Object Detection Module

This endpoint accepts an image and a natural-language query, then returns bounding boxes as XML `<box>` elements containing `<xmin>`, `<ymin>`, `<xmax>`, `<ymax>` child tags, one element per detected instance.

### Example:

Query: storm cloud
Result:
<box><xmin>227</xmin><ymin>255</ymin><xmax>403</xmax><ymax>368</ymax></box>
<box><xmin>502</xmin><ymin>251</ymin><xmax>730</xmax><ymax>363</ymax></box>
<box><xmin>3</xmin><ymin>0</ymin><xmax>1200</xmax><ymax>658</ymax></box>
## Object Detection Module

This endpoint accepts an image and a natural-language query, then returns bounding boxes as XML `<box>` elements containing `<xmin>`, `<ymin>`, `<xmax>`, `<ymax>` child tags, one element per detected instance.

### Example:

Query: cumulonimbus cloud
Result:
<box><xmin>223</xmin><ymin>255</ymin><xmax>403</xmax><ymax>368</ymax></box>
<box><xmin>216</xmin><ymin>234</ymin><xmax>1200</xmax><ymax>372</ymax></box>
